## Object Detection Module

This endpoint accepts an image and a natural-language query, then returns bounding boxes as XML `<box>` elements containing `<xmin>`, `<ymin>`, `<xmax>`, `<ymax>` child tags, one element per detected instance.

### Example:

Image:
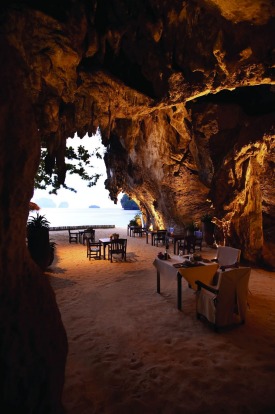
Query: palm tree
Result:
<box><xmin>27</xmin><ymin>213</ymin><xmax>54</xmax><ymax>269</ymax></box>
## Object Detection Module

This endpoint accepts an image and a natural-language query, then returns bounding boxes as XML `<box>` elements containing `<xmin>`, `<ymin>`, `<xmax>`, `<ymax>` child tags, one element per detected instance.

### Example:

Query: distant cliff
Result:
<box><xmin>59</xmin><ymin>202</ymin><xmax>69</xmax><ymax>208</ymax></box>
<box><xmin>120</xmin><ymin>194</ymin><xmax>139</xmax><ymax>210</ymax></box>
<box><xmin>34</xmin><ymin>198</ymin><xmax>56</xmax><ymax>208</ymax></box>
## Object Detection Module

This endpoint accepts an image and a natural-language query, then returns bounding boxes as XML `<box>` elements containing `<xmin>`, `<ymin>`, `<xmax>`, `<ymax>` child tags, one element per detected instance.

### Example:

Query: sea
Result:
<box><xmin>29</xmin><ymin>208</ymin><xmax>141</xmax><ymax>228</ymax></box>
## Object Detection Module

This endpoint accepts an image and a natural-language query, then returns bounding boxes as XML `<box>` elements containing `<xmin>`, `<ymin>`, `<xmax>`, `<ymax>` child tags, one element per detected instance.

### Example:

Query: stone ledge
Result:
<box><xmin>49</xmin><ymin>225</ymin><xmax>116</xmax><ymax>231</ymax></box>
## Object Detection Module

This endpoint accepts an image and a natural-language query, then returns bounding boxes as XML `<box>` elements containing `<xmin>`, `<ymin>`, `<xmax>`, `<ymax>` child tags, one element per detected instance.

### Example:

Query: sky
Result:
<box><xmin>33</xmin><ymin>131</ymin><xmax>123</xmax><ymax>209</ymax></box>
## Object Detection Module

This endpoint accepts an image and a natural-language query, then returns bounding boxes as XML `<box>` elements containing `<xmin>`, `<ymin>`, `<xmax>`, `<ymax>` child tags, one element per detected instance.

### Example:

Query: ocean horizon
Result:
<box><xmin>29</xmin><ymin>207</ymin><xmax>141</xmax><ymax>228</ymax></box>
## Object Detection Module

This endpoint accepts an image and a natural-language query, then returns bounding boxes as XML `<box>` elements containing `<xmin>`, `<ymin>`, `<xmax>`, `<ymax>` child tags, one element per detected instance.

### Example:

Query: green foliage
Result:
<box><xmin>27</xmin><ymin>213</ymin><xmax>50</xmax><ymax>229</ymax></box>
<box><xmin>27</xmin><ymin>213</ymin><xmax>54</xmax><ymax>269</ymax></box>
<box><xmin>129</xmin><ymin>213</ymin><xmax>141</xmax><ymax>226</ymax></box>
<box><xmin>35</xmin><ymin>145</ymin><xmax>102</xmax><ymax>194</ymax></box>
<box><xmin>120</xmin><ymin>194</ymin><xmax>139</xmax><ymax>210</ymax></box>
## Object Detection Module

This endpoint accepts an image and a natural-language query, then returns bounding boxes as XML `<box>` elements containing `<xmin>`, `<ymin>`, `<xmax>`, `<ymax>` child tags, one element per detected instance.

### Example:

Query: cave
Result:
<box><xmin>0</xmin><ymin>1</ymin><xmax>274</xmax><ymax>412</ymax></box>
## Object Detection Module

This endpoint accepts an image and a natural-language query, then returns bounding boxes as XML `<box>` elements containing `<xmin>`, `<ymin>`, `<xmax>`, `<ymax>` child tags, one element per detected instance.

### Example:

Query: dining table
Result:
<box><xmin>145</xmin><ymin>230</ymin><xmax>157</xmax><ymax>245</ymax></box>
<box><xmin>128</xmin><ymin>225</ymin><xmax>137</xmax><ymax>237</ymax></box>
<box><xmin>98</xmin><ymin>237</ymin><xmax>111</xmax><ymax>260</ymax></box>
<box><xmin>153</xmin><ymin>255</ymin><xmax>219</xmax><ymax>310</ymax></box>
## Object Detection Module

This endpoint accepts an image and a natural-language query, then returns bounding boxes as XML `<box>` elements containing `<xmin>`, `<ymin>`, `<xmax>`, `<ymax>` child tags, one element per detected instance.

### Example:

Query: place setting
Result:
<box><xmin>173</xmin><ymin>253</ymin><xmax>208</xmax><ymax>268</ymax></box>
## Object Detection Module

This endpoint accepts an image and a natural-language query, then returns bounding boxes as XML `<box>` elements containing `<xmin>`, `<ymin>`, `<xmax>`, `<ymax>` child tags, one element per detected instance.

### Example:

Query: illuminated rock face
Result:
<box><xmin>0</xmin><ymin>2</ymin><xmax>274</xmax><ymax>409</ymax></box>
<box><xmin>1</xmin><ymin>1</ymin><xmax>274</xmax><ymax>264</ymax></box>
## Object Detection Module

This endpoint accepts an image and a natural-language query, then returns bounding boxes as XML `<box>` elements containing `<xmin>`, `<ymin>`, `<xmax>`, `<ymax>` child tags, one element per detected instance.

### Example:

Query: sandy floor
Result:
<box><xmin>46</xmin><ymin>227</ymin><xmax>275</xmax><ymax>414</ymax></box>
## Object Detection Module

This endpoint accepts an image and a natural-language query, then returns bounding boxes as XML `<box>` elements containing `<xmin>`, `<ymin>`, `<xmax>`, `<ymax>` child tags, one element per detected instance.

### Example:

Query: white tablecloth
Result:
<box><xmin>153</xmin><ymin>256</ymin><xmax>219</xmax><ymax>309</ymax></box>
<box><xmin>152</xmin><ymin>256</ymin><xmax>181</xmax><ymax>279</ymax></box>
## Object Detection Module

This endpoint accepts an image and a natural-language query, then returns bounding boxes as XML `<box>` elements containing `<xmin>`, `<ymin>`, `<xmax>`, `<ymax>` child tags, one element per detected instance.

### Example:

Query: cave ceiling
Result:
<box><xmin>1</xmin><ymin>0</ymin><xmax>275</xmax><ymax>266</ymax></box>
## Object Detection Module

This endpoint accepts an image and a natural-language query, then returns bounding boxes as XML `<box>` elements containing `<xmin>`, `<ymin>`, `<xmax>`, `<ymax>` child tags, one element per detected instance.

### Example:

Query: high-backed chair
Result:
<box><xmin>68</xmin><ymin>229</ymin><xmax>78</xmax><ymax>243</ymax></box>
<box><xmin>108</xmin><ymin>238</ymin><xmax>127</xmax><ymax>262</ymax></box>
<box><xmin>153</xmin><ymin>230</ymin><xmax>167</xmax><ymax>247</ymax></box>
<box><xmin>82</xmin><ymin>228</ymin><xmax>95</xmax><ymax>245</ymax></box>
<box><xmin>87</xmin><ymin>239</ymin><xmax>101</xmax><ymax>260</ymax></box>
<box><xmin>178</xmin><ymin>235</ymin><xmax>197</xmax><ymax>254</ymax></box>
<box><xmin>195</xmin><ymin>267</ymin><xmax>251</xmax><ymax>330</ymax></box>
<box><xmin>213</xmin><ymin>246</ymin><xmax>241</xmax><ymax>270</ymax></box>
<box><xmin>133</xmin><ymin>227</ymin><xmax>147</xmax><ymax>237</ymax></box>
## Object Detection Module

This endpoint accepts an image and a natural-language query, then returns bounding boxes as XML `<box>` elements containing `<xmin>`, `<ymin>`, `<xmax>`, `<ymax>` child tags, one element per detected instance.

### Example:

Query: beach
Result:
<box><xmin>46</xmin><ymin>227</ymin><xmax>275</xmax><ymax>414</ymax></box>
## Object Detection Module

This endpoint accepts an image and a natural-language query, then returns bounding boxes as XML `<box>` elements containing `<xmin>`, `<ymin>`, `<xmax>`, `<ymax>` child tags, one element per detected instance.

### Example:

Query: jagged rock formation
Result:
<box><xmin>0</xmin><ymin>36</ymin><xmax>67</xmax><ymax>413</ymax></box>
<box><xmin>0</xmin><ymin>0</ymin><xmax>275</xmax><ymax>411</ymax></box>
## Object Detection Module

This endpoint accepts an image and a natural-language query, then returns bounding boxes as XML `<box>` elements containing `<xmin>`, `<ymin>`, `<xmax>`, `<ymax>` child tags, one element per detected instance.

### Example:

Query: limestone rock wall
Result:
<box><xmin>1</xmin><ymin>0</ymin><xmax>275</xmax><ymax>410</ymax></box>
<box><xmin>190</xmin><ymin>95</ymin><xmax>275</xmax><ymax>263</ymax></box>
<box><xmin>0</xmin><ymin>24</ymin><xmax>67</xmax><ymax>414</ymax></box>
<box><xmin>1</xmin><ymin>0</ymin><xmax>274</xmax><ymax>273</ymax></box>
<box><xmin>104</xmin><ymin>106</ymin><xmax>210</xmax><ymax>229</ymax></box>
